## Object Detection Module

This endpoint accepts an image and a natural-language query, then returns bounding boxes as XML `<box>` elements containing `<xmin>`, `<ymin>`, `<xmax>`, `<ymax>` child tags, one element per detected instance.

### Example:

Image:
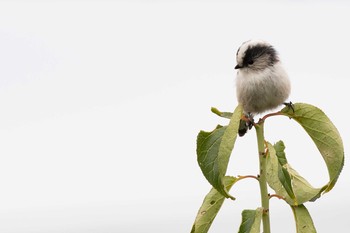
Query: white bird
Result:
<box><xmin>235</xmin><ymin>40</ymin><xmax>291</xmax><ymax>136</ymax></box>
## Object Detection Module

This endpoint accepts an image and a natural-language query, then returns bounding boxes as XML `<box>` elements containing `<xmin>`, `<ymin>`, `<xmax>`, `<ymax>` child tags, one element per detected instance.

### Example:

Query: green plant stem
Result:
<box><xmin>255</xmin><ymin>122</ymin><xmax>271</xmax><ymax>233</ymax></box>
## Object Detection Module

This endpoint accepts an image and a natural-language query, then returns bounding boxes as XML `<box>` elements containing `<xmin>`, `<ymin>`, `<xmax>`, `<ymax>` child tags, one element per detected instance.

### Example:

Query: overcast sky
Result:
<box><xmin>0</xmin><ymin>1</ymin><xmax>349</xmax><ymax>232</ymax></box>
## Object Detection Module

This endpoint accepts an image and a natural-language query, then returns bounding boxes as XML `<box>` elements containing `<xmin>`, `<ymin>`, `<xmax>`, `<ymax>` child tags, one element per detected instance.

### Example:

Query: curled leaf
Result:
<box><xmin>281</xmin><ymin>103</ymin><xmax>344</xmax><ymax>193</ymax></box>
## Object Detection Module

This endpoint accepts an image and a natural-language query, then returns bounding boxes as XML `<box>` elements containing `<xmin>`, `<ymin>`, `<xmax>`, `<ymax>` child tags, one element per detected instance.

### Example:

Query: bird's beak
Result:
<box><xmin>234</xmin><ymin>64</ymin><xmax>242</xmax><ymax>69</ymax></box>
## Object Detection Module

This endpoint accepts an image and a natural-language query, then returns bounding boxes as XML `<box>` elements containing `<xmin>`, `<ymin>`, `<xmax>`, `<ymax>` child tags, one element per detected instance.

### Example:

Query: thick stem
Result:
<box><xmin>255</xmin><ymin>122</ymin><xmax>271</xmax><ymax>233</ymax></box>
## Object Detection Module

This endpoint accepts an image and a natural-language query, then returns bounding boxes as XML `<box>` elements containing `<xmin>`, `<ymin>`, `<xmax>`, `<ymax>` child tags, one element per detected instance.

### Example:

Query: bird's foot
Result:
<box><xmin>238</xmin><ymin>113</ymin><xmax>254</xmax><ymax>137</ymax></box>
<box><xmin>283</xmin><ymin>101</ymin><xmax>295</xmax><ymax>113</ymax></box>
<box><xmin>247</xmin><ymin>113</ymin><xmax>254</xmax><ymax>129</ymax></box>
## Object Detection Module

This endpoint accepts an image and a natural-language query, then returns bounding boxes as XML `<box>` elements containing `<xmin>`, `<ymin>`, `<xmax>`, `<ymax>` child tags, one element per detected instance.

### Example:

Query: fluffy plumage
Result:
<box><xmin>235</xmin><ymin>40</ymin><xmax>291</xmax><ymax>115</ymax></box>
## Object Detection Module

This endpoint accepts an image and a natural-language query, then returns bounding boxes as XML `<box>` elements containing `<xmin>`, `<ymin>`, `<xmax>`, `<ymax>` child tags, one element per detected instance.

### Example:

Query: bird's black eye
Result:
<box><xmin>248</xmin><ymin>60</ymin><xmax>254</xmax><ymax>65</ymax></box>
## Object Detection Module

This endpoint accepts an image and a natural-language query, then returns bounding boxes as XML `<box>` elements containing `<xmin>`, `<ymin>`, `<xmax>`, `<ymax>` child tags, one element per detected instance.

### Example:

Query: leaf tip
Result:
<box><xmin>211</xmin><ymin>107</ymin><xmax>220</xmax><ymax>116</ymax></box>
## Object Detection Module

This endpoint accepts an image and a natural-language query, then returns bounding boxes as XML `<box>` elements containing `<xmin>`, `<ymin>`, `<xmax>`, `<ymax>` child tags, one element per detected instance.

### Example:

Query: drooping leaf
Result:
<box><xmin>281</xmin><ymin>103</ymin><xmax>344</xmax><ymax>193</ymax></box>
<box><xmin>291</xmin><ymin>204</ymin><xmax>317</xmax><ymax>233</ymax></box>
<box><xmin>191</xmin><ymin>176</ymin><xmax>237</xmax><ymax>233</ymax></box>
<box><xmin>266</xmin><ymin>141</ymin><xmax>322</xmax><ymax>205</ymax></box>
<box><xmin>197</xmin><ymin>125</ymin><xmax>229</xmax><ymax>197</ymax></box>
<box><xmin>197</xmin><ymin>105</ymin><xmax>243</xmax><ymax>199</ymax></box>
<box><xmin>238</xmin><ymin>208</ymin><xmax>263</xmax><ymax>233</ymax></box>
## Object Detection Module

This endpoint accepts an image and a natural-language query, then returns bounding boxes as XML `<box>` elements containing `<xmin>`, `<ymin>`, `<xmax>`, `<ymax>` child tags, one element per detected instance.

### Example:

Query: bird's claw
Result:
<box><xmin>283</xmin><ymin>101</ymin><xmax>295</xmax><ymax>113</ymax></box>
<box><xmin>247</xmin><ymin>113</ymin><xmax>254</xmax><ymax>129</ymax></box>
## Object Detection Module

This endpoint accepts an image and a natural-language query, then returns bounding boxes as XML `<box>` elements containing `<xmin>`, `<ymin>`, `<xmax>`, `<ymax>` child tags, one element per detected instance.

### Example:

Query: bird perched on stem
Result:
<box><xmin>235</xmin><ymin>40</ymin><xmax>291</xmax><ymax>136</ymax></box>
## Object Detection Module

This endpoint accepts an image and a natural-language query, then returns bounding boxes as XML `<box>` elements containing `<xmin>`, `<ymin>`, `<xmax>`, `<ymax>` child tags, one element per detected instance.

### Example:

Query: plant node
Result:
<box><xmin>268</xmin><ymin>193</ymin><xmax>286</xmax><ymax>200</ymax></box>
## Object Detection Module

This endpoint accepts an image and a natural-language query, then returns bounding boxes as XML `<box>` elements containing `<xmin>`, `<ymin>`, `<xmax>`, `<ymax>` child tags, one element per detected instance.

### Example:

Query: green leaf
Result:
<box><xmin>197</xmin><ymin>105</ymin><xmax>243</xmax><ymax>199</ymax></box>
<box><xmin>238</xmin><ymin>208</ymin><xmax>263</xmax><ymax>233</ymax></box>
<box><xmin>266</xmin><ymin>142</ymin><xmax>294</xmax><ymax>204</ymax></box>
<box><xmin>191</xmin><ymin>176</ymin><xmax>237</xmax><ymax>233</ymax></box>
<box><xmin>278</xmin><ymin>165</ymin><xmax>295</xmax><ymax>200</ymax></box>
<box><xmin>274</xmin><ymin>140</ymin><xmax>288</xmax><ymax>165</ymax></box>
<box><xmin>274</xmin><ymin>141</ymin><xmax>295</xmax><ymax>200</ymax></box>
<box><xmin>291</xmin><ymin>204</ymin><xmax>317</xmax><ymax>233</ymax></box>
<box><xmin>281</xmin><ymin>103</ymin><xmax>344</xmax><ymax>193</ymax></box>
<box><xmin>211</xmin><ymin>107</ymin><xmax>233</xmax><ymax>119</ymax></box>
<box><xmin>266</xmin><ymin>141</ymin><xmax>322</xmax><ymax>205</ymax></box>
<box><xmin>285</xmin><ymin>164</ymin><xmax>323</xmax><ymax>204</ymax></box>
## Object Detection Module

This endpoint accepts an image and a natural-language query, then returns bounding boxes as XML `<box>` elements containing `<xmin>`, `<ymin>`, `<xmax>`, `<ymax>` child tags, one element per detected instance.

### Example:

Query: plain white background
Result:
<box><xmin>0</xmin><ymin>1</ymin><xmax>349</xmax><ymax>232</ymax></box>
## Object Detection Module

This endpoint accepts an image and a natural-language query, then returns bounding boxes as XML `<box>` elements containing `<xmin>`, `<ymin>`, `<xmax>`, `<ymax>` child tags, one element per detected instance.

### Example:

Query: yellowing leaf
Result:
<box><xmin>291</xmin><ymin>204</ymin><xmax>317</xmax><ymax>233</ymax></box>
<box><xmin>281</xmin><ymin>103</ymin><xmax>344</xmax><ymax>193</ymax></box>
<box><xmin>285</xmin><ymin>164</ymin><xmax>322</xmax><ymax>204</ymax></box>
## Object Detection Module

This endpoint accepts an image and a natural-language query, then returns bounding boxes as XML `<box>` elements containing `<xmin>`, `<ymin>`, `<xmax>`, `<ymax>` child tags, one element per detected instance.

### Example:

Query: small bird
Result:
<box><xmin>235</xmin><ymin>40</ymin><xmax>291</xmax><ymax>136</ymax></box>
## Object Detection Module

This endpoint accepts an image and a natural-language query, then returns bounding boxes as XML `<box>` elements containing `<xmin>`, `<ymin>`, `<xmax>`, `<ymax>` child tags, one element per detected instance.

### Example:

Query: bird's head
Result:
<box><xmin>235</xmin><ymin>40</ymin><xmax>279</xmax><ymax>71</ymax></box>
